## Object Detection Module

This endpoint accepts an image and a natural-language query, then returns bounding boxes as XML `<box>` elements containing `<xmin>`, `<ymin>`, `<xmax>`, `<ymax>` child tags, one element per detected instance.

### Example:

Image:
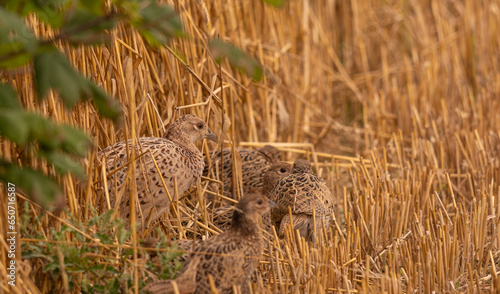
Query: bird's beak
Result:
<box><xmin>205</xmin><ymin>130</ymin><xmax>217</xmax><ymax>143</ymax></box>
<box><xmin>268</xmin><ymin>200</ymin><xmax>277</xmax><ymax>208</ymax></box>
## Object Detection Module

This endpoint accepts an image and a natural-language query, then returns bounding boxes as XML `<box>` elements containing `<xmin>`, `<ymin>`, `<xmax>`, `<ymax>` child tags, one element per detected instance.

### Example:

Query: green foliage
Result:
<box><xmin>0</xmin><ymin>83</ymin><xmax>21</xmax><ymax>109</ymax></box>
<box><xmin>145</xmin><ymin>232</ymin><xmax>184</xmax><ymax>281</ymax></box>
<box><xmin>0</xmin><ymin>8</ymin><xmax>38</xmax><ymax>68</ymax></box>
<box><xmin>261</xmin><ymin>0</ymin><xmax>288</xmax><ymax>7</ymax></box>
<box><xmin>3</xmin><ymin>0</ymin><xmax>69</xmax><ymax>27</ymax></box>
<box><xmin>21</xmin><ymin>207</ymin><xmax>183</xmax><ymax>292</ymax></box>
<box><xmin>132</xmin><ymin>1</ymin><xmax>184</xmax><ymax>47</ymax></box>
<box><xmin>62</xmin><ymin>9</ymin><xmax>116</xmax><ymax>45</ymax></box>
<box><xmin>22</xmin><ymin>209</ymin><xmax>131</xmax><ymax>292</ymax></box>
<box><xmin>42</xmin><ymin>151</ymin><xmax>86</xmax><ymax>178</ymax></box>
<box><xmin>34</xmin><ymin>49</ymin><xmax>110</xmax><ymax>112</ymax></box>
<box><xmin>210</xmin><ymin>39</ymin><xmax>264</xmax><ymax>81</ymax></box>
<box><xmin>0</xmin><ymin>82</ymin><xmax>92</xmax><ymax>191</ymax></box>
<box><xmin>0</xmin><ymin>161</ymin><xmax>62</xmax><ymax>207</ymax></box>
<box><xmin>0</xmin><ymin>0</ymin><xmax>186</xmax><ymax>208</ymax></box>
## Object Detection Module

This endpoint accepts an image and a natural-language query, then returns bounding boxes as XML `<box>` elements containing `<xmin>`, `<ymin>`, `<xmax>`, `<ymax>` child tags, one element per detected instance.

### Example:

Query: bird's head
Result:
<box><xmin>262</xmin><ymin>162</ymin><xmax>292</xmax><ymax>196</ymax></box>
<box><xmin>258</xmin><ymin>145</ymin><xmax>281</xmax><ymax>163</ymax></box>
<box><xmin>165</xmin><ymin>114</ymin><xmax>217</xmax><ymax>144</ymax></box>
<box><xmin>236</xmin><ymin>192</ymin><xmax>276</xmax><ymax>214</ymax></box>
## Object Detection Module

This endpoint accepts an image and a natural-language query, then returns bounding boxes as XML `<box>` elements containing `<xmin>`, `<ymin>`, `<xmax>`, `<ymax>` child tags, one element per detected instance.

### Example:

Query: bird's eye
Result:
<box><xmin>195</xmin><ymin>123</ymin><xmax>204</xmax><ymax>130</ymax></box>
<box><xmin>280</xmin><ymin>168</ymin><xmax>287</xmax><ymax>173</ymax></box>
<box><xmin>257</xmin><ymin>199</ymin><xmax>263</xmax><ymax>205</ymax></box>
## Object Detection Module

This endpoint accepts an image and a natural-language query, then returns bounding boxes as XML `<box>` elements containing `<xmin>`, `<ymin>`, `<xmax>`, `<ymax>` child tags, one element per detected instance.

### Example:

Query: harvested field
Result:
<box><xmin>1</xmin><ymin>0</ymin><xmax>500</xmax><ymax>293</ymax></box>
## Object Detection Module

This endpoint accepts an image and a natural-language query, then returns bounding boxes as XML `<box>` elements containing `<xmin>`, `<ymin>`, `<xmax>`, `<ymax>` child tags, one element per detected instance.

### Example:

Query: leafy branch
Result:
<box><xmin>0</xmin><ymin>0</ymin><xmax>184</xmax><ymax>207</ymax></box>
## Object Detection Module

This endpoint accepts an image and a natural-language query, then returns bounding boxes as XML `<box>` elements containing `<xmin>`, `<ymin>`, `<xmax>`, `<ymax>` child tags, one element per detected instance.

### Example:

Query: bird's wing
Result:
<box><xmin>190</xmin><ymin>234</ymin><xmax>253</xmax><ymax>292</ymax></box>
<box><xmin>278</xmin><ymin>174</ymin><xmax>333</xmax><ymax>217</ymax></box>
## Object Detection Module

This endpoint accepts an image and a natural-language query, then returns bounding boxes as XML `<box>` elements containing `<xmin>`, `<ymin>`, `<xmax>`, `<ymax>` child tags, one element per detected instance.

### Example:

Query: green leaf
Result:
<box><xmin>44</xmin><ymin>262</ymin><xmax>59</xmax><ymax>272</ymax></box>
<box><xmin>107</xmin><ymin>278</ymin><xmax>121</xmax><ymax>292</ymax></box>
<box><xmin>58</xmin><ymin>125</ymin><xmax>93</xmax><ymax>157</ymax></box>
<box><xmin>2</xmin><ymin>0</ymin><xmax>36</xmax><ymax>16</ymax></box>
<box><xmin>34</xmin><ymin>49</ymin><xmax>122</xmax><ymax>121</ymax></box>
<box><xmin>0</xmin><ymin>43</ymin><xmax>34</xmax><ymax>68</ymax></box>
<box><xmin>96</xmin><ymin>232</ymin><xmax>112</xmax><ymax>244</ymax></box>
<box><xmin>0</xmin><ymin>8</ymin><xmax>37</xmax><ymax>50</ymax></box>
<box><xmin>63</xmin><ymin>10</ymin><xmax>116</xmax><ymax>45</ymax></box>
<box><xmin>134</xmin><ymin>1</ymin><xmax>184</xmax><ymax>47</ymax></box>
<box><xmin>40</xmin><ymin>151</ymin><xmax>85</xmax><ymax>178</ymax></box>
<box><xmin>34</xmin><ymin>49</ymin><xmax>84</xmax><ymax>107</ymax></box>
<box><xmin>118</xmin><ymin>0</ymin><xmax>140</xmax><ymax>20</ymax></box>
<box><xmin>21</xmin><ymin>251</ymin><xmax>52</xmax><ymax>260</ymax></box>
<box><xmin>88</xmin><ymin>83</ymin><xmax>122</xmax><ymax>123</ymax></box>
<box><xmin>261</xmin><ymin>0</ymin><xmax>288</xmax><ymax>7</ymax></box>
<box><xmin>0</xmin><ymin>7</ymin><xmax>38</xmax><ymax>68</ymax></box>
<box><xmin>23</xmin><ymin>114</ymin><xmax>60</xmax><ymax>151</ymax></box>
<box><xmin>117</xmin><ymin>221</ymin><xmax>129</xmax><ymax>245</ymax></box>
<box><xmin>0</xmin><ymin>83</ymin><xmax>21</xmax><ymax>109</ymax></box>
<box><xmin>3</xmin><ymin>0</ymin><xmax>68</xmax><ymax>27</ymax></box>
<box><xmin>209</xmin><ymin>39</ymin><xmax>263</xmax><ymax>81</ymax></box>
<box><xmin>78</xmin><ymin>0</ymin><xmax>105</xmax><ymax>15</ymax></box>
<box><xmin>14</xmin><ymin>112</ymin><xmax>92</xmax><ymax>157</ymax></box>
<box><xmin>31</xmin><ymin>0</ymin><xmax>68</xmax><ymax>28</ymax></box>
<box><xmin>0</xmin><ymin>110</ymin><xmax>30</xmax><ymax>144</ymax></box>
<box><xmin>0</xmin><ymin>160</ymin><xmax>63</xmax><ymax>208</ymax></box>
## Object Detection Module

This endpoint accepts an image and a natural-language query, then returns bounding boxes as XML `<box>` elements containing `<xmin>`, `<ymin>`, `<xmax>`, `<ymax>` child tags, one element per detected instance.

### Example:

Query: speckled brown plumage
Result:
<box><xmin>211</xmin><ymin>205</ymin><xmax>235</xmax><ymax>231</ymax></box>
<box><xmin>260</xmin><ymin>162</ymin><xmax>293</xmax><ymax>233</ymax></box>
<box><xmin>270</xmin><ymin>159</ymin><xmax>334</xmax><ymax>243</ymax></box>
<box><xmin>100</xmin><ymin>115</ymin><xmax>216</xmax><ymax>229</ymax></box>
<box><xmin>203</xmin><ymin>145</ymin><xmax>280</xmax><ymax>199</ymax></box>
<box><xmin>142</xmin><ymin>192</ymin><xmax>275</xmax><ymax>294</ymax></box>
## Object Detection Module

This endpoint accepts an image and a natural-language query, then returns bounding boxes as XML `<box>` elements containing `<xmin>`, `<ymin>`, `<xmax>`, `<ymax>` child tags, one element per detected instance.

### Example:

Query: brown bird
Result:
<box><xmin>260</xmin><ymin>162</ymin><xmax>293</xmax><ymax>233</ymax></box>
<box><xmin>211</xmin><ymin>161</ymin><xmax>291</xmax><ymax>233</ymax></box>
<box><xmin>142</xmin><ymin>192</ymin><xmax>275</xmax><ymax>294</ymax></box>
<box><xmin>100</xmin><ymin>114</ymin><xmax>216</xmax><ymax>229</ymax></box>
<box><xmin>203</xmin><ymin>145</ymin><xmax>281</xmax><ymax>199</ymax></box>
<box><xmin>270</xmin><ymin>159</ymin><xmax>334</xmax><ymax>244</ymax></box>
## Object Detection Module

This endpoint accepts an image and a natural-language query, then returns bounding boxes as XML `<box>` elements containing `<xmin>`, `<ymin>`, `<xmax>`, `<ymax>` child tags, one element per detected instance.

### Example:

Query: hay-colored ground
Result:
<box><xmin>1</xmin><ymin>0</ymin><xmax>500</xmax><ymax>293</ymax></box>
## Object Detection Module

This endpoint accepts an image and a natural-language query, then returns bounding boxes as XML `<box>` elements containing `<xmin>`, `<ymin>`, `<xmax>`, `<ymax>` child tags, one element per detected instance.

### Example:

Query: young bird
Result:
<box><xmin>142</xmin><ymin>192</ymin><xmax>276</xmax><ymax>294</ymax></box>
<box><xmin>100</xmin><ymin>114</ymin><xmax>216</xmax><ymax>229</ymax></box>
<box><xmin>204</xmin><ymin>145</ymin><xmax>281</xmax><ymax>199</ymax></box>
<box><xmin>269</xmin><ymin>159</ymin><xmax>334</xmax><ymax>244</ymax></box>
<box><xmin>261</xmin><ymin>162</ymin><xmax>293</xmax><ymax>233</ymax></box>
